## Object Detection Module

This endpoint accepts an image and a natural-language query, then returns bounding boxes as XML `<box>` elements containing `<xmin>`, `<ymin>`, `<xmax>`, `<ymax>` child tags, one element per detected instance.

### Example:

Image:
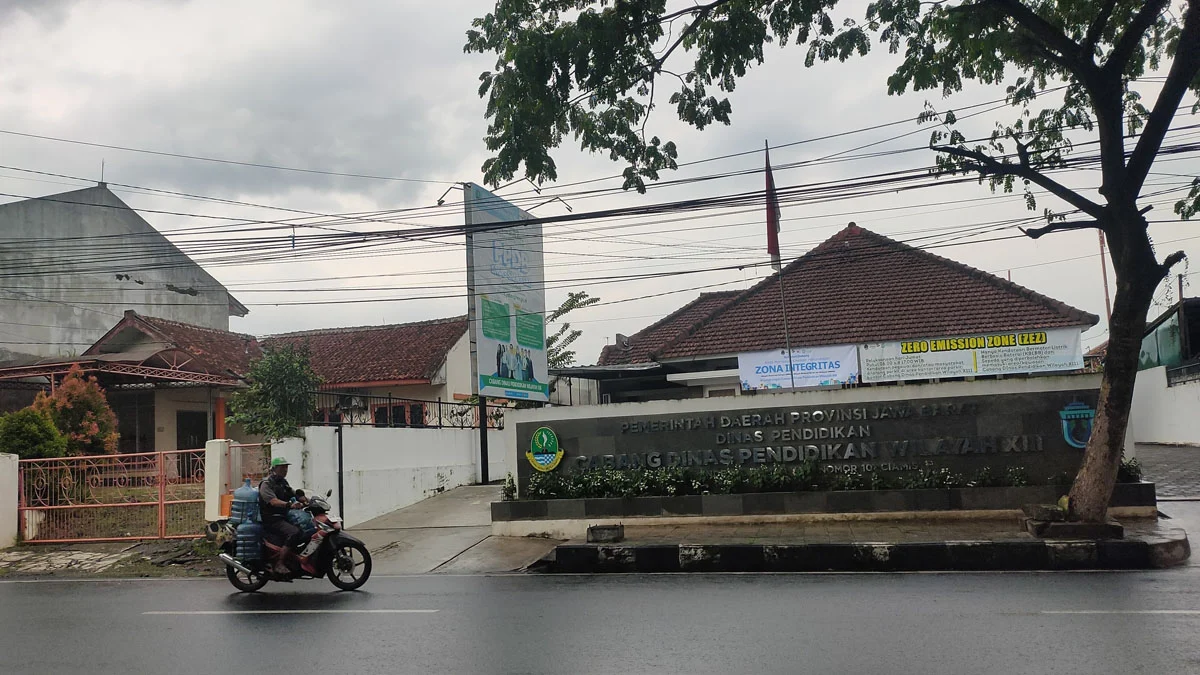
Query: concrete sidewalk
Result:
<box><xmin>349</xmin><ymin>485</ymin><xmax>558</xmax><ymax>574</ymax></box>
<box><xmin>0</xmin><ymin>485</ymin><xmax>558</xmax><ymax>578</ymax></box>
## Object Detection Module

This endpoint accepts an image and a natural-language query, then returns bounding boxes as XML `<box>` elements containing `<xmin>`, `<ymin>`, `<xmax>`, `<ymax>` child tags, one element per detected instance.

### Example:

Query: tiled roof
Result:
<box><xmin>264</xmin><ymin>316</ymin><xmax>468</xmax><ymax>386</ymax></box>
<box><xmin>598</xmin><ymin>291</ymin><xmax>739</xmax><ymax>366</ymax></box>
<box><xmin>1085</xmin><ymin>341</ymin><xmax>1108</xmax><ymax>358</ymax></box>
<box><xmin>137</xmin><ymin>315</ymin><xmax>261</xmax><ymax>374</ymax></box>
<box><xmin>608</xmin><ymin>224</ymin><xmax>1098</xmax><ymax>363</ymax></box>
<box><xmin>84</xmin><ymin>311</ymin><xmax>261</xmax><ymax>376</ymax></box>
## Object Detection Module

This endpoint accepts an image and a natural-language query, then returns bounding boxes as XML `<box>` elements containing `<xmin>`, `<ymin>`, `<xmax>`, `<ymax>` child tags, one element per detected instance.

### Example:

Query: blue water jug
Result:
<box><xmin>230</xmin><ymin>479</ymin><xmax>260</xmax><ymax>525</ymax></box>
<box><xmin>235</xmin><ymin>521</ymin><xmax>263</xmax><ymax>561</ymax></box>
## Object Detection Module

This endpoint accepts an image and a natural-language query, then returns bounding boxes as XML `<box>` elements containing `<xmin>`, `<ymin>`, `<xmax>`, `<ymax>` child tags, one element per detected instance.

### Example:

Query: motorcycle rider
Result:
<box><xmin>258</xmin><ymin>457</ymin><xmax>309</xmax><ymax>575</ymax></box>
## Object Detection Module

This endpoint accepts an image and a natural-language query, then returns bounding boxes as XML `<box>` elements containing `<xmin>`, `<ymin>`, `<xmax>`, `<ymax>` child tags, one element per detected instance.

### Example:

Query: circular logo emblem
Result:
<box><xmin>527</xmin><ymin>426</ymin><xmax>563</xmax><ymax>472</ymax></box>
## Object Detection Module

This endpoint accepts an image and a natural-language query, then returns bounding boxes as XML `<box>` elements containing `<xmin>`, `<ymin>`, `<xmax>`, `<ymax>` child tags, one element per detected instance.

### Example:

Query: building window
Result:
<box><xmin>408</xmin><ymin>403</ymin><xmax>425</xmax><ymax>428</ymax></box>
<box><xmin>707</xmin><ymin>388</ymin><xmax>736</xmax><ymax>398</ymax></box>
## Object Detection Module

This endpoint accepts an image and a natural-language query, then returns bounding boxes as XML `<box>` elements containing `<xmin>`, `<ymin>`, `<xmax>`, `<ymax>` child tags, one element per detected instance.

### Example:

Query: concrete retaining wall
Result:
<box><xmin>275</xmin><ymin>426</ymin><xmax>511</xmax><ymax>528</ymax></box>
<box><xmin>0</xmin><ymin>453</ymin><xmax>15</xmax><ymax>548</ymax></box>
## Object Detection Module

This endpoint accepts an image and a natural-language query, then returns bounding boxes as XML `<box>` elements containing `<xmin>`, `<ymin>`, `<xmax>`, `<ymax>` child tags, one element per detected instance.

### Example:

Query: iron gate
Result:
<box><xmin>18</xmin><ymin>449</ymin><xmax>206</xmax><ymax>543</ymax></box>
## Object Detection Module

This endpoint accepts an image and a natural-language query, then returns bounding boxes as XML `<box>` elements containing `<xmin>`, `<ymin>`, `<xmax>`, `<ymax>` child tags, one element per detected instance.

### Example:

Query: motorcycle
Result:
<box><xmin>211</xmin><ymin>489</ymin><xmax>373</xmax><ymax>592</ymax></box>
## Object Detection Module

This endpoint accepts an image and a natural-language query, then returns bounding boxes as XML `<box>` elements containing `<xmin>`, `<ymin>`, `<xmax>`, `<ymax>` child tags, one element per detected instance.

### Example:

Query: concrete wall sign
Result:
<box><xmin>859</xmin><ymin>327</ymin><xmax>1084</xmax><ymax>383</ymax></box>
<box><xmin>515</xmin><ymin>389</ymin><xmax>1099</xmax><ymax>489</ymax></box>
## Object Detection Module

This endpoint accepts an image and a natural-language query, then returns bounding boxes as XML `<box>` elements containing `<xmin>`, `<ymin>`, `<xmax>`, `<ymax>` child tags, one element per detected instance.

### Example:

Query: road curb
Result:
<box><xmin>549</xmin><ymin>533</ymin><xmax>1191</xmax><ymax>573</ymax></box>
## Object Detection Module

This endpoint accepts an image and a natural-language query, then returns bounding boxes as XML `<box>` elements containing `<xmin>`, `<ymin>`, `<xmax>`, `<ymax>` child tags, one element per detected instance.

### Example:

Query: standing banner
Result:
<box><xmin>859</xmin><ymin>326</ymin><xmax>1084</xmax><ymax>383</ymax></box>
<box><xmin>739</xmin><ymin>344</ymin><xmax>860</xmax><ymax>390</ymax></box>
<box><xmin>464</xmin><ymin>184</ymin><xmax>550</xmax><ymax>401</ymax></box>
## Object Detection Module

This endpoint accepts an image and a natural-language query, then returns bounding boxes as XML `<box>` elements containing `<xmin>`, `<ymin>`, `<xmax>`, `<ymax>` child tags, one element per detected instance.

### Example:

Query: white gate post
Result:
<box><xmin>204</xmin><ymin>439</ymin><xmax>232</xmax><ymax>522</ymax></box>
<box><xmin>0</xmin><ymin>453</ymin><xmax>17</xmax><ymax>549</ymax></box>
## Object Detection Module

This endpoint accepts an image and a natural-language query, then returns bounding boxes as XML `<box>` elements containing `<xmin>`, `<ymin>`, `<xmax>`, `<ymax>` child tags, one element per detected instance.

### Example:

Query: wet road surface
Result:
<box><xmin>3</xmin><ymin>563</ymin><xmax>1200</xmax><ymax>674</ymax></box>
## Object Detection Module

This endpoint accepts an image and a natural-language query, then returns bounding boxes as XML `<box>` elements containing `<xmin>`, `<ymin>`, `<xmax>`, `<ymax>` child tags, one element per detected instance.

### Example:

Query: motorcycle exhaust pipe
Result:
<box><xmin>219</xmin><ymin>553</ymin><xmax>254</xmax><ymax>576</ymax></box>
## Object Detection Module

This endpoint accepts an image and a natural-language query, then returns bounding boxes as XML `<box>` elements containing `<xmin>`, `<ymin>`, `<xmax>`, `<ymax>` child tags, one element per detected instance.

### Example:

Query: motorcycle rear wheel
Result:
<box><xmin>327</xmin><ymin>541</ymin><xmax>372</xmax><ymax>591</ymax></box>
<box><xmin>226</xmin><ymin>563</ymin><xmax>269</xmax><ymax>593</ymax></box>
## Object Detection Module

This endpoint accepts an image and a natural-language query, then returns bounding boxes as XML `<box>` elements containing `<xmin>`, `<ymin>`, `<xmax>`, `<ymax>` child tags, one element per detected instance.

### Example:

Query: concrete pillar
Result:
<box><xmin>214</xmin><ymin>397</ymin><xmax>226</xmax><ymax>440</ymax></box>
<box><xmin>204</xmin><ymin>439</ymin><xmax>232</xmax><ymax>522</ymax></box>
<box><xmin>0</xmin><ymin>453</ymin><xmax>17</xmax><ymax>549</ymax></box>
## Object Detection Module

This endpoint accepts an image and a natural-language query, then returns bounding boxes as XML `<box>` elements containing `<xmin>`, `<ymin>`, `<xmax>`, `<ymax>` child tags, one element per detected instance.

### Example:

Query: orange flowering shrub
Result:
<box><xmin>32</xmin><ymin>365</ymin><xmax>119</xmax><ymax>456</ymax></box>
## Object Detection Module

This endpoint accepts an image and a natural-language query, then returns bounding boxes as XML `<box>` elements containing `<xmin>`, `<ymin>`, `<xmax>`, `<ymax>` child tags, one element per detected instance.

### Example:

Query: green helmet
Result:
<box><xmin>270</xmin><ymin>457</ymin><xmax>291</xmax><ymax>468</ymax></box>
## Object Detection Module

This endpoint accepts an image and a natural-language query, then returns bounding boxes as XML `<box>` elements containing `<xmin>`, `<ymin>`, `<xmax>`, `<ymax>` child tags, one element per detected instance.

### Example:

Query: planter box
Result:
<box><xmin>491</xmin><ymin>482</ymin><xmax>1156</xmax><ymax>522</ymax></box>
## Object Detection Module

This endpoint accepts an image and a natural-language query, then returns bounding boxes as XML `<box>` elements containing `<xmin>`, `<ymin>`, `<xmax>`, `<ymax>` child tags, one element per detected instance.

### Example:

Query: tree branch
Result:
<box><xmin>1126</xmin><ymin>2</ymin><xmax>1200</xmax><ymax>196</ymax></box>
<box><xmin>653</xmin><ymin>1</ymin><xmax>725</xmax><ymax>71</ymax></box>
<box><xmin>1162</xmin><ymin>250</ymin><xmax>1188</xmax><ymax>271</ymax></box>
<box><xmin>982</xmin><ymin>0</ymin><xmax>1096</xmax><ymax>76</ymax></box>
<box><xmin>1020</xmin><ymin>221</ymin><xmax>1099</xmax><ymax>239</ymax></box>
<box><xmin>655</xmin><ymin>0</ymin><xmax>736</xmax><ymax>26</ymax></box>
<box><xmin>932</xmin><ymin>144</ymin><xmax>1106</xmax><ymax>218</ymax></box>
<box><xmin>1103</xmin><ymin>0</ymin><xmax>1170</xmax><ymax>75</ymax></box>
<box><xmin>1084</xmin><ymin>0</ymin><xmax>1118</xmax><ymax>54</ymax></box>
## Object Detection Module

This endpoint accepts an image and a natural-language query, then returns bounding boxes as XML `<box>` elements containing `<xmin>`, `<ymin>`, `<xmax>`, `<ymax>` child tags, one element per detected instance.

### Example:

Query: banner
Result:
<box><xmin>739</xmin><ymin>344</ymin><xmax>860</xmax><ymax>390</ymax></box>
<box><xmin>465</xmin><ymin>184</ymin><xmax>550</xmax><ymax>401</ymax></box>
<box><xmin>859</xmin><ymin>327</ymin><xmax>1084</xmax><ymax>383</ymax></box>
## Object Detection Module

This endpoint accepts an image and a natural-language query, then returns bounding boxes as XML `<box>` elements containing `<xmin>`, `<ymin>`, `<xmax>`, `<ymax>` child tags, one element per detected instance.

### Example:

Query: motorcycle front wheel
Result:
<box><xmin>226</xmin><ymin>563</ymin><xmax>269</xmax><ymax>593</ymax></box>
<box><xmin>327</xmin><ymin>541</ymin><xmax>372</xmax><ymax>591</ymax></box>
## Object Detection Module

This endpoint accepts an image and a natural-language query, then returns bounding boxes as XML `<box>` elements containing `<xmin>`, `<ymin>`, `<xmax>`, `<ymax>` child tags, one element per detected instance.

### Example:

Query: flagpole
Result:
<box><xmin>765</xmin><ymin>139</ymin><xmax>796</xmax><ymax>389</ymax></box>
<box><xmin>778</xmin><ymin>267</ymin><xmax>796</xmax><ymax>389</ymax></box>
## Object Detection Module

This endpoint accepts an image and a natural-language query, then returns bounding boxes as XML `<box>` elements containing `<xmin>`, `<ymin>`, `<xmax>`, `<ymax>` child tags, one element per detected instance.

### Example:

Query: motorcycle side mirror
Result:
<box><xmin>326</xmin><ymin>489</ymin><xmax>333</xmax><ymax>498</ymax></box>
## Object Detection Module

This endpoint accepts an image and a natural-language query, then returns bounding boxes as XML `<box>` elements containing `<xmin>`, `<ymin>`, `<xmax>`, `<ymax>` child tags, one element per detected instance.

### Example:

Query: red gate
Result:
<box><xmin>18</xmin><ymin>449</ymin><xmax>206</xmax><ymax>543</ymax></box>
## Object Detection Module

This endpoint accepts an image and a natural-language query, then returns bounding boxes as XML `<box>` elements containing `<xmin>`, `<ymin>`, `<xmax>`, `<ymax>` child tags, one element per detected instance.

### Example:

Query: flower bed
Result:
<box><xmin>504</xmin><ymin>458</ymin><xmax>1144</xmax><ymax>502</ymax></box>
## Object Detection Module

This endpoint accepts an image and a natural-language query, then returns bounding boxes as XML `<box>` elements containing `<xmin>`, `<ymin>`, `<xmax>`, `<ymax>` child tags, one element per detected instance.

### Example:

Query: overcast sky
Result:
<box><xmin>0</xmin><ymin>0</ymin><xmax>1197</xmax><ymax>365</ymax></box>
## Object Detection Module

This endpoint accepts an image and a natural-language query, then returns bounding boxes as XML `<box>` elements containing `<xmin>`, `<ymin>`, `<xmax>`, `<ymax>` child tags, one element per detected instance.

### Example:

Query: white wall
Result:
<box><xmin>0</xmin><ymin>453</ymin><xmax>17</xmax><ymax>548</ymax></box>
<box><xmin>154</xmin><ymin>388</ymin><xmax>213</xmax><ymax>452</ymax></box>
<box><xmin>273</xmin><ymin>425</ymin><xmax>511</xmax><ymax>528</ymax></box>
<box><xmin>1131</xmin><ymin>366</ymin><xmax>1200</xmax><ymax>446</ymax></box>
<box><xmin>0</xmin><ymin>186</ymin><xmax>235</xmax><ymax>362</ymax></box>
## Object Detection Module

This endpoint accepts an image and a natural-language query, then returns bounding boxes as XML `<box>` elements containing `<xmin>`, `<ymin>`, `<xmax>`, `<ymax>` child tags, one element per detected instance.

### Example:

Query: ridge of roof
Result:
<box><xmin>137</xmin><ymin>313</ymin><xmax>259</xmax><ymax>342</ymax></box>
<box><xmin>265</xmin><ymin>314</ymin><xmax>467</xmax><ymax>339</ymax></box>
<box><xmin>846</xmin><ymin>225</ymin><xmax>1098</xmax><ymax>327</ymax></box>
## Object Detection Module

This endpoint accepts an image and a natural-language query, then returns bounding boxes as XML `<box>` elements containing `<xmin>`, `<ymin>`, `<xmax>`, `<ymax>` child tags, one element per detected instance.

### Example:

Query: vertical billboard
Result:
<box><xmin>464</xmin><ymin>183</ymin><xmax>550</xmax><ymax>401</ymax></box>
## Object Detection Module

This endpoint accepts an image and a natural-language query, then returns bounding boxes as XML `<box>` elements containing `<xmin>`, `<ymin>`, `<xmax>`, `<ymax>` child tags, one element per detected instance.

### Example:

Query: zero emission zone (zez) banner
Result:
<box><xmin>465</xmin><ymin>184</ymin><xmax>550</xmax><ymax>401</ymax></box>
<box><xmin>738</xmin><ymin>345</ymin><xmax>860</xmax><ymax>390</ymax></box>
<box><xmin>859</xmin><ymin>326</ymin><xmax>1084</xmax><ymax>383</ymax></box>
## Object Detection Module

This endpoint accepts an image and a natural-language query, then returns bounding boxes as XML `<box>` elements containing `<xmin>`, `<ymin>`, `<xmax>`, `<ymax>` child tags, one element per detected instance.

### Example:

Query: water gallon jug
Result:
<box><xmin>235</xmin><ymin>520</ymin><xmax>263</xmax><ymax>561</ymax></box>
<box><xmin>230</xmin><ymin>479</ymin><xmax>260</xmax><ymax>525</ymax></box>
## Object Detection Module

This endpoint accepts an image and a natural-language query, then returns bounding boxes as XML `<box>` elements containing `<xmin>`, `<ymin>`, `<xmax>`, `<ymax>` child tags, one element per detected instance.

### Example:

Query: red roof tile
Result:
<box><xmin>598</xmin><ymin>292</ymin><xmax>739</xmax><ymax>366</ymax></box>
<box><xmin>610</xmin><ymin>225</ymin><xmax>1098</xmax><ymax>363</ymax></box>
<box><xmin>85</xmin><ymin>311</ymin><xmax>261</xmax><ymax>375</ymax></box>
<box><xmin>264</xmin><ymin>316</ymin><xmax>467</xmax><ymax>386</ymax></box>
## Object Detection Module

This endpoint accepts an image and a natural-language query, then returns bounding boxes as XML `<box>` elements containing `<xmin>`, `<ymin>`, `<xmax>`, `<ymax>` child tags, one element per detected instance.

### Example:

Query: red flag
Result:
<box><xmin>765</xmin><ymin>142</ymin><xmax>781</xmax><ymax>271</ymax></box>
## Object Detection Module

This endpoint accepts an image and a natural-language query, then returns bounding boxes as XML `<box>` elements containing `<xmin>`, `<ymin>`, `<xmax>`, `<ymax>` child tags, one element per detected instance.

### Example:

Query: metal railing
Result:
<box><xmin>1167</xmin><ymin>361</ymin><xmax>1200</xmax><ymax>386</ymax></box>
<box><xmin>309</xmin><ymin>392</ymin><xmax>506</xmax><ymax>429</ymax></box>
<box><xmin>18</xmin><ymin>449</ymin><xmax>206</xmax><ymax>543</ymax></box>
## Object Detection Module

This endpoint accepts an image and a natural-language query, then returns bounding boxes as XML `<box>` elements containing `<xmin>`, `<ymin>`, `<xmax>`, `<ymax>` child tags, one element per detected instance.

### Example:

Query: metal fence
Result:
<box><xmin>310</xmin><ymin>392</ymin><xmax>506</xmax><ymax>429</ymax></box>
<box><xmin>1167</xmin><ymin>361</ymin><xmax>1200</xmax><ymax>386</ymax></box>
<box><xmin>18</xmin><ymin>449</ymin><xmax>207</xmax><ymax>543</ymax></box>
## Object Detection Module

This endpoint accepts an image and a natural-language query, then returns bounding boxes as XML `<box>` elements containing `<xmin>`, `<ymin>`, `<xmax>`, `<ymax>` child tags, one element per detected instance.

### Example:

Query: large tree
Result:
<box><xmin>466</xmin><ymin>0</ymin><xmax>1200</xmax><ymax>522</ymax></box>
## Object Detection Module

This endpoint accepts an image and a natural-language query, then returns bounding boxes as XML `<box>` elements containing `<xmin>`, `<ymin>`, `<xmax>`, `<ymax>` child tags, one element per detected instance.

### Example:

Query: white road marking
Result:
<box><xmin>1042</xmin><ymin>610</ymin><xmax>1200</xmax><ymax>615</ymax></box>
<box><xmin>143</xmin><ymin>609</ymin><xmax>438</xmax><ymax>615</ymax></box>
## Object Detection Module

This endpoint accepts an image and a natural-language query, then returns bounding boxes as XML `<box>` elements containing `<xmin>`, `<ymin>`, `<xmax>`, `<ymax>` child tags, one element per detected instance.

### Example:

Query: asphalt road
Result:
<box><xmin>3</xmin><ymin>565</ymin><xmax>1200</xmax><ymax>675</ymax></box>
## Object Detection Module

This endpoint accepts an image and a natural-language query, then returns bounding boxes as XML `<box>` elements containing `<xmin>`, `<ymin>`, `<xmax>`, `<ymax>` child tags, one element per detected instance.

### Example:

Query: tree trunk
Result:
<box><xmin>1067</xmin><ymin>224</ymin><xmax>1163</xmax><ymax>522</ymax></box>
